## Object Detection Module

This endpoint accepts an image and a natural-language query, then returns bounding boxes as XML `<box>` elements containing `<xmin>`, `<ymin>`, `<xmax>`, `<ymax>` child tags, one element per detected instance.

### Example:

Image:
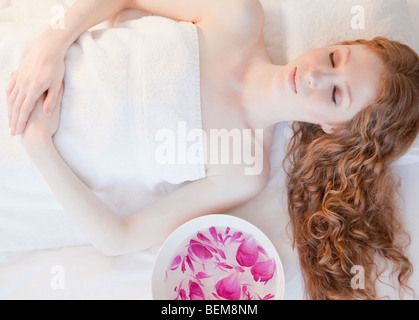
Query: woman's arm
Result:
<box><xmin>23</xmin><ymin>97</ymin><xmax>261</xmax><ymax>257</ymax></box>
<box><xmin>46</xmin><ymin>0</ymin><xmax>132</xmax><ymax>51</ymax></box>
<box><xmin>59</xmin><ymin>0</ymin><xmax>254</xmax><ymax>45</ymax></box>
<box><xmin>48</xmin><ymin>0</ymin><xmax>231</xmax><ymax>49</ymax></box>
<box><xmin>26</xmin><ymin>141</ymin><xmax>259</xmax><ymax>256</ymax></box>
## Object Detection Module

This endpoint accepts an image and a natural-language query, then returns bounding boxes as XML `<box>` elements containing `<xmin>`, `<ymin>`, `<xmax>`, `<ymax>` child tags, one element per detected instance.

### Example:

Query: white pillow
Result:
<box><xmin>260</xmin><ymin>0</ymin><xmax>419</xmax><ymax>166</ymax></box>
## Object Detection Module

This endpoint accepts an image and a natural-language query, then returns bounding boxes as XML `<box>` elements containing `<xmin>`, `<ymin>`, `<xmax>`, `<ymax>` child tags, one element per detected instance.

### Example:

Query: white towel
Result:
<box><xmin>0</xmin><ymin>14</ymin><xmax>205</xmax><ymax>252</ymax></box>
<box><xmin>55</xmin><ymin>16</ymin><xmax>206</xmax><ymax>191</ymax></box>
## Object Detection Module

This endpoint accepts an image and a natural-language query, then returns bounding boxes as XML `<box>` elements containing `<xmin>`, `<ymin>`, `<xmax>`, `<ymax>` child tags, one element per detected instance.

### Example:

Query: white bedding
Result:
<box><xmin>1</xmin><ymin>0</ymin><xmax>418</xmax><ymax>300</ymax></box>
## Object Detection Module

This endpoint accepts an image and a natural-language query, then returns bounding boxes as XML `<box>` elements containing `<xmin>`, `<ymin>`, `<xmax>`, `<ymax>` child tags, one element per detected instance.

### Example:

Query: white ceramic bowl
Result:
<box><xmin>152</xmin><ymin>214</ymin><xmax>285</xmax><ymax>300</ymax></box>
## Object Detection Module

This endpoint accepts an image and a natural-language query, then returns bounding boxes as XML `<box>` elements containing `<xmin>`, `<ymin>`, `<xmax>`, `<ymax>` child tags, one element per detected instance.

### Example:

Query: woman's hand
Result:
<box><xmin>6</xmin><ymin>31</ymin><xmax>67</xmax><ymax>136</ymax></box>
<box><xmin>22</xmin><ymin>81</ymin><xmax>64</xmax><ymax>152</ymax></box>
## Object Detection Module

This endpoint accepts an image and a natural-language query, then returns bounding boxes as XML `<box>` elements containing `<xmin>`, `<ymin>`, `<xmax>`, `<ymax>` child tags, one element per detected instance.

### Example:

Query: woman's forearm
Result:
<box><xmin>44</xmin><ymin>0</ymin><xmax>129</xmax><ymax>50</ymax></box>
<box><xmin>26</xmin><ymin>139</ymin><xmax>129</xmax><ymax>256</ymax></box>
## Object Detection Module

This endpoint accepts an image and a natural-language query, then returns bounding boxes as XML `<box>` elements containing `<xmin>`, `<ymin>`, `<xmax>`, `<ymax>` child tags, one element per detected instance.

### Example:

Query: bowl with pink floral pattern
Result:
<box><xmin>152</xmin><ymin>214</ymin><xmax>285</xmax><ymax>300</ymax></box>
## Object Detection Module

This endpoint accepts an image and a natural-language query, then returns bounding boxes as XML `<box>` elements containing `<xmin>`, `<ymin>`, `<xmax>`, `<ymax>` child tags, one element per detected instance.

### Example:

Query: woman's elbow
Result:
<box><xmin>99</xmin><ymin>244</ymin><xmax>142</xmax><ymax>257</ymax></box>
<box><xmin>98</xmin><ymin>236</ymin><xmax>149</xmax><ymax>257</ymax></box>
<box><xmin>100</xmin><ymin>247</ymin><xmax>125</xmax><ymax>258</ymax></box>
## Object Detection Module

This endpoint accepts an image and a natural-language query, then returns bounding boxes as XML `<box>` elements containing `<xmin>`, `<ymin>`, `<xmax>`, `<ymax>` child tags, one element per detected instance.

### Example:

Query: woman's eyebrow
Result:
<box><xmin>343</xmin><ymin>47</ymin><xmax>352</xmax><ymax>109</ymax></box>
<box><xmin>345</xmin><ymin>80</ymin><xmax>353</xmax><ymax>109</ymax></box>
<box><xmin>344</xmin><ymin>47</ymin><xmax>351</xmax><ymax>65</ymax></box>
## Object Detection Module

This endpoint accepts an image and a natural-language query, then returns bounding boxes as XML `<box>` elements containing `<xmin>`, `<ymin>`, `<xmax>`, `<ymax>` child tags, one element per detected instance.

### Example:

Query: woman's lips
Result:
<box><xmin>289</xmin><ymin>67</ymin><xmax>297</xmax><ymax>94</ymax></box>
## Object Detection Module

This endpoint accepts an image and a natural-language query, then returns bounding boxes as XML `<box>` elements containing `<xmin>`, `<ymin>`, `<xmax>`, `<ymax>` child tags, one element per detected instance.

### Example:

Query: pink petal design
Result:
<box><xmin>217</xmin><ymin>248</ymin><xmax>226</xmax><ymax>260</ymax></box>
<box><xmin>189</xmin><ymin>239</ymin><xmax>201</xmax><ymax>246</ymax></box>
<box><xmin>242</xmin><ymin>285</ymin><xmax>252</xmax><ymax>300</ymax></box>
<box><xmin>181</xmin><ymin>257</ymin><xmax>186</xmax><ymax>273</ymax></box>
<box><xmin>209</xmin><ymin>226</ymin><xmax>219</xmax><ymax>244</ymax></box>
<box><xmin>168</xmin><ymin>227</ymin><xmax>277</xmax><ymax>302</ymax></box>
<box><xmin>196</xmin><ymin>272</ymin><xmax>212</xmax><ymax>279</ymax></box>
<box><xmin>204</xmin><ymin>244</ymin><xmax>219</xmax><ymax>255</ymax></box>
<box><xmin>229</xmin><ymin>232</ymin><xmax>243</xmax><ymax>244</ymax></box>
<box><xmin>169</xmin><ymin>255</ymin><xmax>182</xmax><ymax>271</ymax></box>
<box><xmin>236</xmin><ymin>237</ymin><xmax>259</xmax><ymax>267</ymax></box>
<box><xmin>189</xmin><ymin>280</ymin><xmax>205</xmax><ymax>300</ymax></box>
<box><xmin>215</xmin><ymin>273</ymin><xmax>242</xmax><ymax>300</ymax></box>
<box><xmin>187</xmin><ymin>252</ymin><xmax>197</xmax><ymax>263</ymax></box>
<box><xmin>189</xmin><ymin>242</ymin><xmax>213</xmax><ymax>264</ymax></box>
<box><xmin>215</xmin><ymin>262</ymin><xmax>233</xmax><ymax>272</ymax></box>
<box><xmin>250</xmin><ymin>259</ymin><xmax>276</xmax><ymax>284</ymax></box>
<box><xmin>197</xmin><ymin>233</ymin><xmax>213</xmax><ymax>245</ymax></box>
<box><xmin>257</xmin><ymin>246</ymin><xmax>268</xmax><ymax>257</ymax></box>
<box><xmin>185</xmin><ymin>255</ymin><xmax>195</xmax><ymax>274</ymax></box>
<box><xmin>174</xmin><ymin>280</ymin><xmax>187</xmax><ymax>300</ymax></box>
<box><xmin>234</xmin><ymin>265</ymin><xmax>245</xmax><ymax>273</ymax></box>
<box><xmin>187</xmin><ymin>247</ymin><xmax>198</xmax><ymax>262</ymax></box>
<box><xmin>193</xmin><ymin>278</ymin><xmax>204</xmax><ymax>287</ymax></box>
<box><xmin>222</xmin><ymin>235</ymin><xmax>231</xmax><ymax>246</ymax></box>
<box><xmin>218</xmin><ymin>233</ymin><xmax>224</xmax><ymax>243</ymax></box>
<box><xmin>212</xmin><ymin>293</ymin><xmax>221</xmax><ymax>300</ymax></box>
<box><xmin>242</xmin><ymin>285</ymin><xmax>247</xmax><ymax>295</ymax></box>
<box><xmin>200</xmin><ymin>243</ymin><xmax>227</xmax><ymax>262</ymax></box>
<box><xmin>255</xmin><ymin>293</ymin><xmax>275</xmax><ymax>300</ymax></box>
<box><xmin>179</xmin><ymin>289</ymin><xmax>187</xmax><ymax>300</ymax></box>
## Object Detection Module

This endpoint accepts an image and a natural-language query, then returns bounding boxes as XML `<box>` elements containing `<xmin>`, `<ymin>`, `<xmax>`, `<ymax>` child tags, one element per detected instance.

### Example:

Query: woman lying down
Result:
<box><xmin>4</xmin><ymin>0</ymin><xmax>419</xmax><ymax>299</ymax></box>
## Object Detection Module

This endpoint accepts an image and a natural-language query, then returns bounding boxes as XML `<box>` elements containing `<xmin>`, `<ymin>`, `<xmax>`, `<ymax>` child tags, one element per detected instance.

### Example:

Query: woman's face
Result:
<box><xmin>283</xmin><ymin>44</ymin><xmax>385</xmax><ymax>132</ymax></box>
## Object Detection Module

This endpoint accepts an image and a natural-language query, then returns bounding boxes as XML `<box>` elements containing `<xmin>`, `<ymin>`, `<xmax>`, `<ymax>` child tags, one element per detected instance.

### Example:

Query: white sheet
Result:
<box><xmin>0</xmin><ymin>245</ymin><xmax>159</xmax><ymax>300</ymax></box>
<box><xmin>1</xmin><ymin>0</ymin><xmax>418</xmax><ymax>300</ymax></box>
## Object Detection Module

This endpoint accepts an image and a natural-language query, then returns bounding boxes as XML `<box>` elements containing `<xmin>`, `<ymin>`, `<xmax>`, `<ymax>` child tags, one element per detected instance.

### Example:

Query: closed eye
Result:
<box><xmin>332</xmin><ymin>86</ymin><xmax>337</xmax><ymax>104</ymax></box>
<box><xmin>329</xmin><ymin>51</ymin><xmax>335</xmax><ymax>68</ymax></box>
<box><xmin>330</xmin><ymin>51</ymin><xmax>337</xmax><ymax>104</ymax></box>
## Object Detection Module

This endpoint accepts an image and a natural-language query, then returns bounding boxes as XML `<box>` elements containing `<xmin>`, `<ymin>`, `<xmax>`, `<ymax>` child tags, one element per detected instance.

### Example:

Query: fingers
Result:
<box><xmin>43</xmin><ymin>81</ymin><xmax>62</xmax><ymax>116</ymax></box>
<box><xmin>9</xmin><ymin>88</ymin><xmax>42</xmax><ymax>136</ymax></box>
<box><xmin>7</xmin><ymin>87</ymin><xmax>18</xmax><ymax>125</ymax></box>
<box><xmin>56</xmin><ymin>81</ymin><xmax>65</xmax><ymax>107</ymax></box>
<box><xmin>52</xmin><ymin>82</ymin><xmax>65</xmax><ymax>123</ymax></box>
<box><xmin>7</xmin><ymin>87</ymin><xmax>16</xmax><ymax>127</ymax></box>
<box><xmin>14</xmin><ymin>93</ymin><xmax>40</xmax><ymax>135</ymax></box>
<box><xmin>10</xmin><ymin>92</ymin><xmax>26</xmax><ymax>136</ymax></box>
<box><xmin>6</xmin><ymin>70</ymin><xmax>64</xmax><ymax>136</ymax></box>
<box><xmin>7</xmin><ymin>75</ymin><xmax>51</xmax><ymax>136</ymax></box>
<box><xmin>5</xmin><ymin>72</ymin><xmax>16</xmax><ymax>98</ymax></box>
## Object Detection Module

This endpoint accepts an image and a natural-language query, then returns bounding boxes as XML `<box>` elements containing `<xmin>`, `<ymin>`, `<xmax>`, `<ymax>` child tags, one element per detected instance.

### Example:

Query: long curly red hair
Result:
<box><xmin>285</xmin><ymin>37</ymin><xmax>419</xmax><ymax>299</ymax></box>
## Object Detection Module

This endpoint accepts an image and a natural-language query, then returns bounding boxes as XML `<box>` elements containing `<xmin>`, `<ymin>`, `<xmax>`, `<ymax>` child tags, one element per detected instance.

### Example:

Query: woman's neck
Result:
<box><xmin>240</xmin><ymin>59</ymin><xmax>295</xmax><ymax>130</ymax></box>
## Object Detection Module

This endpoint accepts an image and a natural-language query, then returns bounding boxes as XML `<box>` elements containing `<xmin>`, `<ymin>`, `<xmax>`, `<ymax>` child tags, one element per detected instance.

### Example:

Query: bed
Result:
<box><xmin>0</xmin><ymin>0</ymin><xmax>418</xmax><ymax>300</ymax></box>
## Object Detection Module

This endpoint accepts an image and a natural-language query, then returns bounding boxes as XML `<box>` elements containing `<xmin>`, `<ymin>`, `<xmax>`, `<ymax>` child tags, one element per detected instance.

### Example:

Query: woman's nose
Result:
<box><xmin>306</xmin><ymin>67</ymin><xmax>334</xmax><ymax>89</ymax></box>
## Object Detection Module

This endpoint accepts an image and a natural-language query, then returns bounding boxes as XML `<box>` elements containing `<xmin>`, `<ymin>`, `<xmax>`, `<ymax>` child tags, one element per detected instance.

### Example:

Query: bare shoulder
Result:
<box><xmin>197</xmin><ymin>0</ymin><xmax>265</xmax><ymax>43</ymax></box>
<box><xmin>207</xmin><ymin>156</ymin><xmax>271</xmax><ymax>201</ymax></box>
<box><xmin>204</xmin><ymin>125</ymin><xmax>275</xmax><ymax>201</ymax></box>
<box><xmin>231</xmin><ymin>126</ymin><xmax>274</xmax><ymax>198</ymax></box>
<box><xmin>204</xmin><ymin>175</ymin><xmax>267</xmax><ymax>209</ymax></box>
<box><xmin>226</xmin><ymin>0</ymin><xmax>265</xmax><ymax>29</ymax></box>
